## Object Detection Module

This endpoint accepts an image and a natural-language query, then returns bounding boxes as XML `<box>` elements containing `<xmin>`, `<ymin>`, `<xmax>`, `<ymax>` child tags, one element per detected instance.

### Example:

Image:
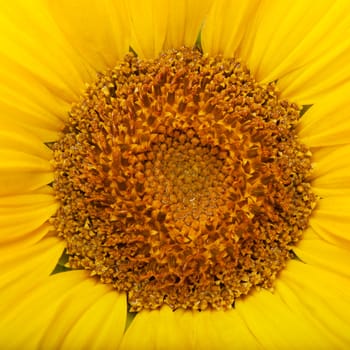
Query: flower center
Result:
<box><xmin>52</xmin><ymin>47</ymin><xmax>316</xmax><ymax>311</ymax></box>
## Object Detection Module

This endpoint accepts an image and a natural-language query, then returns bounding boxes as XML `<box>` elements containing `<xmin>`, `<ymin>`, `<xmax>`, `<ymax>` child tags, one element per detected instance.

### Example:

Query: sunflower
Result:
<box><xmin>1</xmin><ymin>0</ymin><xmax>350</xmax><ymax>349</ymax></box>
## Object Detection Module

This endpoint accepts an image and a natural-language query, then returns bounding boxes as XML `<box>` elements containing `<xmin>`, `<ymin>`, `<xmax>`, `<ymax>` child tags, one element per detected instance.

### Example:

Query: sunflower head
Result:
<box><xmin>52</xmin><ymin>46</ymin><xmax>316</xmax><ymax>312</ymax></box>
<box><xmin>1</xmin><ymin>1</ymin><xmax>350</xmax><ymax>349</ymax></box>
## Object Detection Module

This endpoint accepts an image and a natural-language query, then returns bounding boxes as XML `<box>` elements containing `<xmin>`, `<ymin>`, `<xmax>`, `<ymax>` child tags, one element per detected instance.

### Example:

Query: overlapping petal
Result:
<box><xmin>163</xmin><ymin>0</ymin><xmax>214</xmax><ymax>51</ymax></box>
<box><xmin>0</xmin><ymin>271</ymin><xmax>127</xmax><ymax>349</ymax></box>
<box><xmin>299</xmin><ymin>81</ymin><xmax>350</xmax><ymax>148</ymax></box>
<box><xmin>0</xmin><ymin>0</ymin><xmax>93</xmax><ymax>102</ymax></box>
<box><xmin>49</xmin><ymin>0</ymin><xmax>130</xmax><ymax>71</ymax></box>
<box><xmin>0</xmin><ymin>0</ymin><xmax>92</xmax><ymax>140</ymax></box>
<box><xmin>120</xmin><ymin>306</ymin><xmax>261</xmax><ymax>350</ymax></box>
<box><xmin>312</xmin><ymin>145</ymin><xmax>350</xmax><ymax>197</ymax></box>
<box><xmin>278</xmin><ymin>261</ymin><xmax>350</xmax><ymax>347</ymax></box>
<box><xmin>126</xmin><ymin>0</ymin><xmax>213</xmax><ymax>58</ymax></box>
<box><xmin>0</xmin><ymin>190</ymin><xmax>57</xmax><ymax>246</ymax></box>
<box><xmin>201</xmin><ymin>0</ymin><xmax>260</xmax><ymax>57</ymax></box>
<box><xmin>0</xmin><ymin>125</ymin><xmax>54</xmax><ymax>195</ymax></box>
<box><xmin>236</xmin><ymin>287</ymin><xmax>330</xmax><ymax>349</ymax></box>
<box><xmin>202</xmin><ymin>0</ymin><xmax>350</xmax><ymax>104</ymax></box>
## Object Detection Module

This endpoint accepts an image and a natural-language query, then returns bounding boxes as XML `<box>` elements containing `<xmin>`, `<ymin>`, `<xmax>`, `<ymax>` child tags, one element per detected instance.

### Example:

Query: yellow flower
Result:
<box><xmin>1</xmin><ymin>0</ymin><xmax>350</xmax><ymax>349</ymax></box>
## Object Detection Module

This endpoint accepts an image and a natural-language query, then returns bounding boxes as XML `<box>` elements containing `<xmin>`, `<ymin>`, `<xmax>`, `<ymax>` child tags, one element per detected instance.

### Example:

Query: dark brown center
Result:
<box><xmin>52</xmin><ymin>47</ymin><xmax>316</xmax><ymax>311</ymax></box>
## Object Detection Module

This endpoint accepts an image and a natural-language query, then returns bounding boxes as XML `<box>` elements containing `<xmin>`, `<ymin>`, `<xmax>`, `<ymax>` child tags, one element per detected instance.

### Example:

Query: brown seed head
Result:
<box><xmin>52</xmin><ymin>47</ymin><xmax>316</xmax><ymax>311</ymax></box>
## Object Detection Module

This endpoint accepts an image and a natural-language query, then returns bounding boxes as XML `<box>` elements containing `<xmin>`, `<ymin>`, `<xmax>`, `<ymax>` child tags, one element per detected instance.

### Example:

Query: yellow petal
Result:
<box><xmin>0</xmin><ymin>150</ymin><xmax>52</xmax><ymax>196</ymax></box>
<box><xmin>300</xmin><ymin>83</ymin><xmax>350</xmax><ymax>147</ymax></box>
<box><xmin>310</xmin><ymin>145</ymin><xmax>339</xmax><ymax>162</ymax></box>
<box><xmin>0</xmin><ymin>189</ymin><xmax>57</xmax><ymax>245</ymax></box>
<box><xmin>294</xmin><ymin>238</ymin><xmax>350</xmax><ymax>278</ymax></box>
<box><xmin>120</xmin><ymin>307</ymin><xmax>193</xmax><ymax>350</ymax></box>
<box><xmin>0</xmin><ymin>97</ymin><xmax>62</xmax><ymax>142</ymax></box>
<box><xmin>0</xmin><ymin>0</ymin><xmax>89</xmax><ymax>141</ymax></box>
<box><xmin>0</xmin><ymin>124</ymin><xmax>52</xmax><ymax>161</ymax></box>
<box><xmin>236</xmin><ymin>288</ymin><xmax>327</xmax><ymax>349</ymax></box>
<box><xmin>229</xmin><ymin>0</ymin><xmax>350</xmax><ymax>105</ymax></box>
<box><xmin>313</xmin><ymin>145</ymin><xmax>350</xmax><ymax>179</ymax></box>
<box><xmin>201</xmin><ymin>0</ymin><xmax>260</xmax><ymax>57</ymax></box>
<box><xmin>276</xmin><ymin>279</ymin><xmax>344</xmax><ymax>348</ymax></box>
<box><xmin>0</xmin><ymin>222</ymin><xmax>54</xmax><ymax>249</ymax></box>
<box><xmin>121</xmin><ymin>305</ymin><xmax>261</xmax><ymax>349</ymax></box>
<box><xmin>0</xmin><ymin>53</ymin><xmax>70</xmax><ymax>124</ymax></box>
<box><xmin>0</xmin><ymin>236</ymin><xmax>65</xmax><ymax>319</ymax></box>
<box><xmin>276</xmin><ymin>2</ymin><xmax>350</xmax><ymax>103</ymax></box>
<box><xmin>309</xmin><ymin>195</ymin><xmax>350</xmax><ymax>247</ymax></box>
<box><xmin>0</xmin><ymin>205</ymin><xmax>57</xmax><ymax>242</ymax></box>
<box><xmin>126</xmin><ymin>0</ymin><xmax>168</xmax><ymax>58</ymax></box>
<box><xmin>49</xmin><ymin>0</ymin><xmax>130</xmax><ymax>72</ymax></box>
<box><xmin>0</xmin><ymin>186</ymin><xmax>56</xmax><ymax>250</ymax></box>
<box><xmin>0</xmin><ymin>0</ymin><xmax>93</xmax><ymax>104</ymax></box>
<box><xmin>44</xmin><ymin>285</ymin><xmax>127</xmax><ymax>350</ymax></box>
<box><xmin>310</xmin><ymin>218</ymin><xmax>350</xmax><ymax>249</ymax></box>
<box><xmin>311</xmin><ymin>145</ymin><xmax>350</xmax><ymax>197</ymax></box>
<box><xmin>0</xmin><ymin>236</ymin><xmax>64</xmax><ymax>290</ymax></box>
<box><xmin>226</xmin><ymin>0</ymin><xmax>329</xmax><ymax>77</ymax></box>
<box><xmin>192</xmin><ymin>309</ymin><xmax>260</xmax><ymax>349</ymax></box>
<box><xmin>58</xmin><ymin>292</ymin><xmax>125</xmax><ymax>350</ymax></box>
<box><xmin>280</xmin><ymin>260</ymin><xmax>350</xmax><ymax>346</ymax></box>
<box><xmin>280</xmin><ymin>40</ymin><xmax>350</xmax><ymax>104</ymax></box>
<box><xmin>0</xmin><ymin>270</ymin><xmax>127</xmax><ymax>350</ymax></box>
<box><xmin>163</xmin><ymin>0</ymin><xmax>214</xmax><ymax>51</ymax></box>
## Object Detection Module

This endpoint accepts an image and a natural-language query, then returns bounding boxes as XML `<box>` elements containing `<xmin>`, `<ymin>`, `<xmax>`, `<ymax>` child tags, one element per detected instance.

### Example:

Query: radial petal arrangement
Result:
<box><xmin>0</xmin><ymin>0</ymin><xmax>350</xmax><ymax>349</ymax></box>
